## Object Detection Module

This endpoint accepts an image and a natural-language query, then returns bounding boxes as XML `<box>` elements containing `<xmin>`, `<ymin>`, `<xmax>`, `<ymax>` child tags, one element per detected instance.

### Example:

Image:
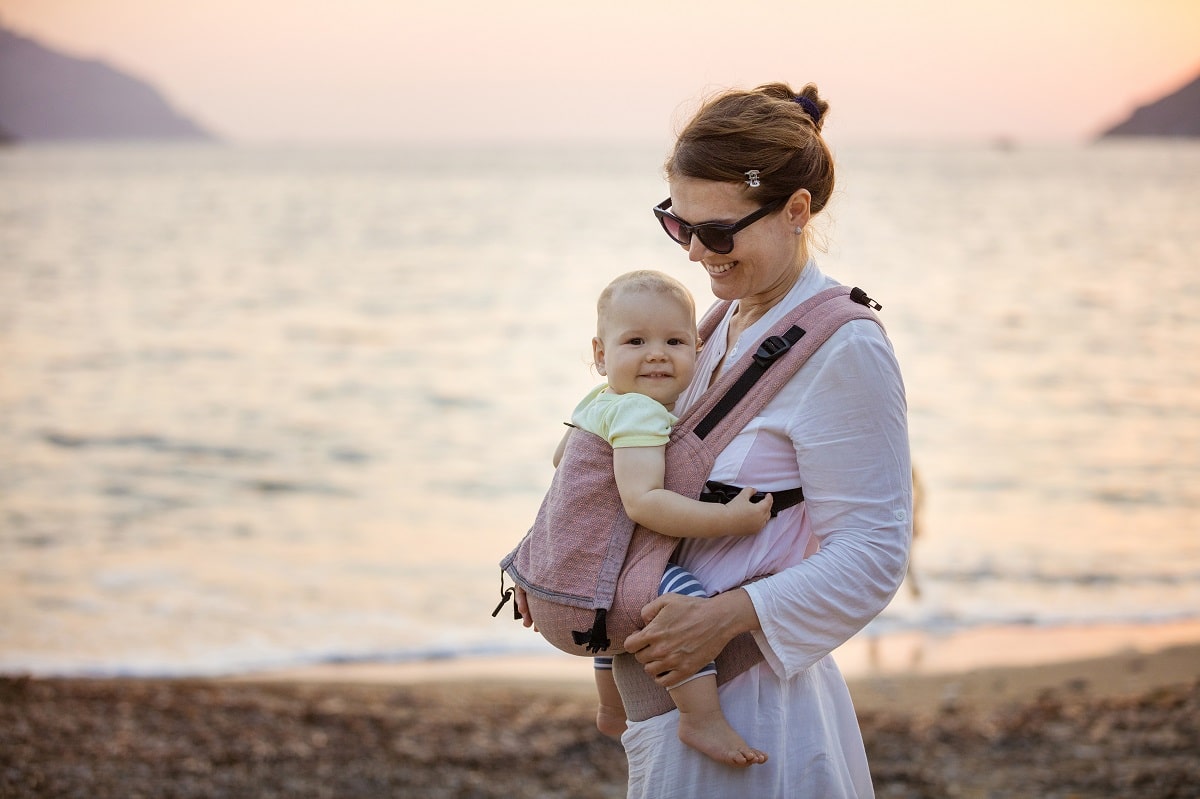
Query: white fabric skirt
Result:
<box><xmin>622</xmin><ymin>656</ymin><xmax>874</xmax><ymax>799</ymax></box>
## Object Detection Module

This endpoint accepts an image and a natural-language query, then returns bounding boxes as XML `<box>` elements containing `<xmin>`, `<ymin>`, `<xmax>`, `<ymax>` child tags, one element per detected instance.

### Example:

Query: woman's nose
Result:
<box><xmin>686</xmin><ymin>237</ymin><xmax>711</xmax><ymax>261</ymax></box>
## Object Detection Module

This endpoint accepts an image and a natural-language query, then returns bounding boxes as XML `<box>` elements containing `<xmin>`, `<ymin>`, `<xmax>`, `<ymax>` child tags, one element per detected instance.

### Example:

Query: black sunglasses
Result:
<box><xmin>653</xmin><ymin>196</ymin><xmax>788</xmax><ymax>254</ymax></box>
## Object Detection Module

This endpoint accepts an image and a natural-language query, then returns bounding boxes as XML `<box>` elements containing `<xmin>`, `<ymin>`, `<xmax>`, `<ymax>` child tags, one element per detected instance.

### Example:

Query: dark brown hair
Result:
<box><xmin>665</xmin><ymin>82</ymin><xmax>834</xmax><ymax>215</ymax></box>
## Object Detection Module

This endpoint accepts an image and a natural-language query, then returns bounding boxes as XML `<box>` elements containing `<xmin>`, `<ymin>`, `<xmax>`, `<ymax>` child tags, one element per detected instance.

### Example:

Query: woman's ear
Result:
<box><xmin>591</xmin><ymin>336</ymin><xmax>607</xmax><ymax>376</ymax></box>
<box><xmin>785</xmin><ymin>188</ymin><xmax>812</xmax><ymax>229</ymax></box>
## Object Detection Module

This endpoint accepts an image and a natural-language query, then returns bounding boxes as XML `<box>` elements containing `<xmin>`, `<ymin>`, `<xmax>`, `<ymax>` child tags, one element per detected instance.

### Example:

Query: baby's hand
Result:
<box><xmin>724</xmin><ymin>487</ymin><xmax>773</xmax><ymax>535</ymax></box>
<box><xmin>515</xmin><ymin>586</ymin><xmax>539</xmax><ymax>631</ymax></box>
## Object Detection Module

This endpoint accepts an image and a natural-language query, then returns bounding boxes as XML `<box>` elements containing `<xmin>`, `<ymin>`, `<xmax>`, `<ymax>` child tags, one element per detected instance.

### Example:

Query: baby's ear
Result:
<box><xmin>591</xmin><ymin>336</ymin><xmax>607</xmax><ymax>375</ymax></box>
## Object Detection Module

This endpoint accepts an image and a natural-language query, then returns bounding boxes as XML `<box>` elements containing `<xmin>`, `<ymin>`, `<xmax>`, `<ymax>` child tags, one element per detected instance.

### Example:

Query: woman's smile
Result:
<box><xmin>705</xmin><ymin>260</ymin><xmax>739</xmax><ymax>277</ymax></box>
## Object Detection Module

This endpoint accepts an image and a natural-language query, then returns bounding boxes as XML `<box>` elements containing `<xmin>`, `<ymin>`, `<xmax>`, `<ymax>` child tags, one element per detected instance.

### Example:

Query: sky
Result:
<box><xmin>1</xmin><ymin>0</ymin><xmax>1198</xmax><ymax>145</ymax></box>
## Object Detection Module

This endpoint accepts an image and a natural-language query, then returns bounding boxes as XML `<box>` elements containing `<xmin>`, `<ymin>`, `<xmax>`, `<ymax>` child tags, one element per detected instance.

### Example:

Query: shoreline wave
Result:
<box><xmin>8</xmin><ymin>618</ymin><xmax>1200</xmax><ymax>683</ymax></box>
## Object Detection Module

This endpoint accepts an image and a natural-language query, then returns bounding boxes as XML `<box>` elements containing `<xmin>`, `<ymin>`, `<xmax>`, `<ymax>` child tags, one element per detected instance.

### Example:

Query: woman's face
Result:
<box><xmin>666</xmin><ymin>176</ymin><xmax>809</xmax><ymax>306</ymax></box>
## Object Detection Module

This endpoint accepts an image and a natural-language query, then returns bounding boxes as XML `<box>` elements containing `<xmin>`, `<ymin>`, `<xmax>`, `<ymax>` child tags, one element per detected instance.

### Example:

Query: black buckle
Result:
<box><xmin>700</xmin><ymin>480</ymin><xmax>768</xmax><ymax>505</ymax></box>
<box><xmin>753</xmin><ymin>335</ymin><xmax>792</xmax><ymax>367</ymax></box>
<box><xmin>850</xmin><ymin>287</ymin><xmax>882</xmax><ymax>311</ymax></box>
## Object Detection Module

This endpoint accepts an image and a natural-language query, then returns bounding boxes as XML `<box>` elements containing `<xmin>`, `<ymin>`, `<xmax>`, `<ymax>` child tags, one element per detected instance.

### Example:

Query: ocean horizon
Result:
<box><xmin>2</xmin><ymin>139</ymin><xmax>1198</xmax><ymax>678</ymax></box>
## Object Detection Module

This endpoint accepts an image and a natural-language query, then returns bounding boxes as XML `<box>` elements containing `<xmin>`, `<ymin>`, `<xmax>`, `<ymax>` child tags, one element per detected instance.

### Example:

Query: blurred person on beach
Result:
<box><xmin>611</xmin><ymin>82</ymin><xmax>911</xmax><ymax>797</ymax></box>
<box><xmin>529</xmin><ymin>269</ymin><xmax>773</xmax><ymax>767</ymax></box>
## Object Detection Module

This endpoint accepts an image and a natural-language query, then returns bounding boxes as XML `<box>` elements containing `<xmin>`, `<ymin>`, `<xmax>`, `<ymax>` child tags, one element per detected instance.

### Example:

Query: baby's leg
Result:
<box><xmin>668</xmin><ymin>672</ymin><xmax>767</xmax><ymax>767</ymax></box>
<box><xmin>593</xmin><ymin>657</ymin><xmax>626</xmax><ymax>739</ymax></box>
<box><xmin>660</xmin><ymin>564</ymin><xmax>768</xmax><ymax>767</ymax></box>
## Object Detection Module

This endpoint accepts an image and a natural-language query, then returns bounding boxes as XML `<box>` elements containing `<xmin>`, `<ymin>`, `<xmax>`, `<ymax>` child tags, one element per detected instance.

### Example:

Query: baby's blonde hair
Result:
<box><xmin>596</xmin><ymin>270</ymin><xmax>697</xmax><ymax>338</ymax></box>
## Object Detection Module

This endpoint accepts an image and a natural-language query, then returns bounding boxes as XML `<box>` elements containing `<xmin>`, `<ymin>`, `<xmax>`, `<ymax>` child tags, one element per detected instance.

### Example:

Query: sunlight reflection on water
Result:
<box><xmin>1</xmin><ymin>141</ymin><xmax>1198</xmax><ymax>676</ymax></box>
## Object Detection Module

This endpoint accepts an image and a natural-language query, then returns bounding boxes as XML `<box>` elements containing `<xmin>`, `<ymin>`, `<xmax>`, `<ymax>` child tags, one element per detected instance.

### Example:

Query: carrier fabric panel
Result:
<box><xmin>519</xmin><ymin>429</ymin><xmax>630</xmax><ymax>608</ymax></box>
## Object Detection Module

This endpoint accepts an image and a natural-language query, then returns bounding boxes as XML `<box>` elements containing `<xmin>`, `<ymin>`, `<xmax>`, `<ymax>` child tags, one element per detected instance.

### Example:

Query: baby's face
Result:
<box><xmin>592</xmin><ymin>289</ymin><xmax>699</xmax><ymax>410</ymax></box>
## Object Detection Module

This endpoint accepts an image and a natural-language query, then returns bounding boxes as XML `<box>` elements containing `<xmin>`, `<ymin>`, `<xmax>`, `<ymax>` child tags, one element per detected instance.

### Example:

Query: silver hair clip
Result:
<box><xmin>744</xmin><ymin>169</ymin><xmax>761</xmax><ymax>188</ymax></box>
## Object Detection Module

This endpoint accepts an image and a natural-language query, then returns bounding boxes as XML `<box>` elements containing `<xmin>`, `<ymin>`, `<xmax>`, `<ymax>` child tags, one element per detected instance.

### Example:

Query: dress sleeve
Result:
<box><xmin>743</xmin><ymin>320</ymin><xmax>913</xmax><ymax>678</ymax></box>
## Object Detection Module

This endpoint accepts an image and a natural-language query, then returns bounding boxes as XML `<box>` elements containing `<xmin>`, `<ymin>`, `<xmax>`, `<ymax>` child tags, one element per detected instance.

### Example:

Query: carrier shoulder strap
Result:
<box><xmin>679</xmin><ymin>284</ymin><xmax>882</xmax><ymax>447</ymax></box>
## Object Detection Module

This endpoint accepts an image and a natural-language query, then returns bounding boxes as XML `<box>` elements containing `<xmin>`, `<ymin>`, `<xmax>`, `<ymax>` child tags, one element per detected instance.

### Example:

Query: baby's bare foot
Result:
<box><xmin>596</xmin><ymin>703</ymin><xmax>627</xmax><ymax>739</ymax></box>
<box><xmin>677</xmin><ymin>709</ymin><xmax>768</xmax><ymax>768</ymax></box>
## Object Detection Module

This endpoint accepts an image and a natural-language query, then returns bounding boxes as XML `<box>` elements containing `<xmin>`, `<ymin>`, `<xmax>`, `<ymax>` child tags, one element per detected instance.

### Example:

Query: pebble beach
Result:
<box><xmin>4</xmin><ymin>638</ymin><xmax>1198</xmax><ymax>799</ymax></box>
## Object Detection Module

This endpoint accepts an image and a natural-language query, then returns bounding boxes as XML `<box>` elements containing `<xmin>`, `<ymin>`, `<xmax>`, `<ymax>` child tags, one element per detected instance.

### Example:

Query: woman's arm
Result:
<box><xmin>613</xmin><ymin>445</ymin><xmax>772</xmax><ymax>538</ymax></box>
<box><xmin>744</xmin><ymin>326</ymin><xmax>912</xmax><ymax>677</ymax></box>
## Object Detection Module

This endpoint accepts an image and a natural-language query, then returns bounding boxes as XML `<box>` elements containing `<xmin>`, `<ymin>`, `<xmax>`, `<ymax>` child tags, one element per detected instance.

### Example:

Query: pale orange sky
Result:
<box><xmin>2</xmin><ymin>0</ymin><xmax>1197</xmax><ymax>144</ymax></box>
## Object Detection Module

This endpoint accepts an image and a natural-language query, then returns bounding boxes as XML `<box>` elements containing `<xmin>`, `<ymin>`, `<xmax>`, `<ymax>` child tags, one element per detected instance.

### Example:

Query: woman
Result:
<box><xmin>618</xmin><ymin>82</ymin><xmax>912</xmax><ymax>796</ymax></box>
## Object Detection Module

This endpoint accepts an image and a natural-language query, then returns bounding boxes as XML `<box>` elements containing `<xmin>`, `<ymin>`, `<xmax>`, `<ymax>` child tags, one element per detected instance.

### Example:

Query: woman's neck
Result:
<box><xmin>728</xmin><ymin>259</ymin><xmax>807</xmax><ymax>341</ymax></box>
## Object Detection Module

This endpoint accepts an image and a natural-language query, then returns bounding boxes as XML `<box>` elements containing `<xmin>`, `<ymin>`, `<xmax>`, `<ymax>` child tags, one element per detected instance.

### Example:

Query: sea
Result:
<box><xmin>1</xmin><ymin>139</ymin><xmax>1198</xmax><ymax>679</ymax></box>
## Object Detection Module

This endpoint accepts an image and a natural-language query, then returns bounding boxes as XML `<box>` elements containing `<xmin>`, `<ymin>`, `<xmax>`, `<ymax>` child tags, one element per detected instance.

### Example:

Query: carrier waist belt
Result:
<box><xmin>698</xmin><ymin>480</ymin><xmax>804</xmax><ymax>517</ymax></box>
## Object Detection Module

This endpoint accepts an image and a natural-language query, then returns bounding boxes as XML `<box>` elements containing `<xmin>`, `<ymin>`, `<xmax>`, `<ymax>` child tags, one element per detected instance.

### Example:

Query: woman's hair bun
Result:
<box><xmin>754</xmin><ymin>82</ymin><xmax>829</xmax><ymax>132</ymax></box>
<box><xmin>795</xmin><ymin>95</ymin><xmax>822</xmax><ymax>125</ymax></box>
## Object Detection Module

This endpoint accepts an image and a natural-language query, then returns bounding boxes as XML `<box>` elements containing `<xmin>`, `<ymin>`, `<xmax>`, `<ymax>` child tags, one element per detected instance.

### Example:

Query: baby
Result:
<box><xmin>551</xmin><ymin>269</ymin><xmax>771</xmax><ymax>767</ymax></box>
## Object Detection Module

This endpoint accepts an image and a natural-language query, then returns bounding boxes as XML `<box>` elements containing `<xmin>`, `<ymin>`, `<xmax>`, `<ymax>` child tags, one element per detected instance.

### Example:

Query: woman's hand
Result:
<box><xmin>623</xmin><ymin>588</ymin><xmax>759</xmax><ymax>687</ymax></box>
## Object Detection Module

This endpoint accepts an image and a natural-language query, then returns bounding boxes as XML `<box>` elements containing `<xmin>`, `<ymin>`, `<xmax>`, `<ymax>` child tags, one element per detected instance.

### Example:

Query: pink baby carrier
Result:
<box><xmin>496</xmin><ymin>285</ymin><xmax>883</xmax><ymax>717</ymax></box>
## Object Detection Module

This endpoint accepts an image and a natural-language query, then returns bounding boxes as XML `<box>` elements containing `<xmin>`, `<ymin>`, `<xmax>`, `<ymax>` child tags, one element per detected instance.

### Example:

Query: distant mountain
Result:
<box><xmin>0</xmin><ymin>25</ymin><xmax>214</xmax><ymax>142</ymax></box>
<box><xmin>1101</xmin><ymin>70</ymin><xmax>1200</xmax><ymax>138</ymax></box>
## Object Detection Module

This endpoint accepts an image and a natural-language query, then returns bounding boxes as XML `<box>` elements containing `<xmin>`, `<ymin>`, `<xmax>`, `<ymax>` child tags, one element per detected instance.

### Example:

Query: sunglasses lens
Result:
<box><xmin>696</xmin><ymin>228</ymin><xmax>734</xmax><ymax>254</ymax></box>
<box><xmin>659</xmin><ymin>214</ymin><xmax>691</xmax><ymax>246</ymax></box>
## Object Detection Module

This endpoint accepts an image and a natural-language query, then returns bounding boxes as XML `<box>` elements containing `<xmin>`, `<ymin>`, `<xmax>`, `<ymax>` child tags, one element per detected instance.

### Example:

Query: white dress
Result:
<box><xmin>622</xmin><ymin>262</ymin><xmax>913</xmax><ymax>799</ymax></box>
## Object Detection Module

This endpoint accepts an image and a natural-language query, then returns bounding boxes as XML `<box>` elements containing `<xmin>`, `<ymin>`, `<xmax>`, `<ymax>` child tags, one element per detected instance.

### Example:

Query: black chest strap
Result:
<box><xmin>698</xmin><ymin>479</ymin><xmax>804</xmax><ymax>517</ymax></box>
